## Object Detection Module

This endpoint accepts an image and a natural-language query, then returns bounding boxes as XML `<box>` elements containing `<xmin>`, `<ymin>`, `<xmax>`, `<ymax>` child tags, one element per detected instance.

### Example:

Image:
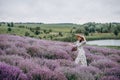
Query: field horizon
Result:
<box><xmin>0</xmin><ymin>22</ymin><xmax>120</xmax><ymax>42</ymax></box>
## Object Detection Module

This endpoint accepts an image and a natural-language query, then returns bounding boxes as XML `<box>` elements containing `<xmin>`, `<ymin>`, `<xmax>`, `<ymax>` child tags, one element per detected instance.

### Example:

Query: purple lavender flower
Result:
<box><xmin>5</xmin><ymin>46</ymin><xmax>30</xmax><ymax>58</ymax></box>
<box><xmin>0</xmin><ymin>48</ymin><xmax>6</xmax><ymax>55</ymax></box>
<box><xmin>104</xmin><ymin>67</ymin><xmax>120</xmax><ymax>79</ymax></box>
<box><xmin>90</xmin><ymin>59</ymin><xmax>119</xmax><ymax>71</ymax></box>
<box><xmin>27</xmin><ymin>68</ymin><xmax>67</xmax><ymax>80</ymax></box>
<box><xmin>107</xmin><ymin>54</ymin><xmax>120</xmax><ymax>63</ymax></box>
<box><xmin>0</xmin><ymin>41</ymin><xmax>11</xmax><ymax>50</ymax></box>
<box><xmin>55</xmin><ymin>67</ymin><xmax>95</xmax><ymax>80</ymax></box>
<box><xmin>0</xmin><ymin>62</ymin><xmax>28</xmax><ymax>80</ymax></box>
<box><xmin>0</xmin><ymin>34</ymin><xmax>120</xmax><ymax>80</ymax></box>
<box><xmin>100</xmin><ymin>76</ymin><xmax>120</xmax><ymax>80</ymax></box>
<box><xmin>33</xmin><ymin>58</ymin><xmax>60</xmax><ymax>71</ymax></box>
<box><xmin>0</xmin><ymin>55</ymin><xmax>24</xmax><ymax>66</ymax></box>
<box><xmin>17</xmin><ymin>59</ymin><xmax>40</xmax><ymax>73</ymax></box>
<box><xmin>85</xmin><ymin>46</ymin><xmax>120</xmax><ymax>56</ymax></box>
<box><xmin>57</xmin><ymin>59</ymin><xmax>77</xmax><ymax>68</ymax></box>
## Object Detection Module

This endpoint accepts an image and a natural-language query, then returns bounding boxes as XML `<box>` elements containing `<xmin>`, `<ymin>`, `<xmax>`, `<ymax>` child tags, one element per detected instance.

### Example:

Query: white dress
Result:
<box><xmin>74</xmin><ymin>40</ymin><xmax>87</xmax><ymax>66</ymax></box>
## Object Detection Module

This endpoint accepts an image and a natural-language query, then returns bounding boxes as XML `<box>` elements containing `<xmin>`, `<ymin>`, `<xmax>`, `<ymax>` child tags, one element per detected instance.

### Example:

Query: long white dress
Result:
<box><xmin>74</xmin><ymin>40</ymin><xmax>87</xmax><ymax>66</ymax></box>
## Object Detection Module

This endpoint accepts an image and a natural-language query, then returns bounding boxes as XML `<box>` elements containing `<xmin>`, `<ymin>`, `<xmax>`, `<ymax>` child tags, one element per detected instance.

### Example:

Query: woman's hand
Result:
<box><xmin>82</xmin><ymin>35</ymin><xmax>86</xmax><ymax>41</ymax></box>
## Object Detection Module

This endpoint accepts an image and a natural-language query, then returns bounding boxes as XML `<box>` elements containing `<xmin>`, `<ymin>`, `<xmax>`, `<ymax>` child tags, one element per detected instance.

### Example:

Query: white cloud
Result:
<box><xmin>0</xmin><ymin>0</ymin><xmax>120</xmax><ymax>24</ymax></box>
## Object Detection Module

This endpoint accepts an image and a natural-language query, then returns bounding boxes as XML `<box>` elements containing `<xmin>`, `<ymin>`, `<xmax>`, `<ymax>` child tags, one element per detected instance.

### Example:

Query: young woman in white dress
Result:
<box><xmin>72</xmin><ymin>34</ymin><xmax>87</xmax><ymax>66</ymax></box>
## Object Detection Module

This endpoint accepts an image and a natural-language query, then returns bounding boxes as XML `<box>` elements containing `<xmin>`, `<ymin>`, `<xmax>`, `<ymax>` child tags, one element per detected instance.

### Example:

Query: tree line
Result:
<box><xmin>70</xmin><ymin>22</ymin><xmax>120</xmax><ymax>36</ymax></box>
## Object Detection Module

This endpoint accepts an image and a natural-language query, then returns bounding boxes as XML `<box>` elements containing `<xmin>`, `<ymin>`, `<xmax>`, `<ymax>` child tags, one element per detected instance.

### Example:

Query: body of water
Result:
<box><xmin>87</xmin><ymin>40</ymin><xmax>120</xmax><ymax>46</ymax></box>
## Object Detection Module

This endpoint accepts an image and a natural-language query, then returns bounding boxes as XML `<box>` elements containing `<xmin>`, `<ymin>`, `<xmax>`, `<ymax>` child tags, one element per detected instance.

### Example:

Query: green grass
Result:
<box><xmin>15</xmin><ymin>23</ymin><xmax>78</xmax><ymax>32</ymax></box>
<box><xmin>88</xmin><ymin>45</ymin><xmax>120</xmax><ymax>50</ymax></box>
<box><xmin>103</xmin><ymin>46</ymin><xmax>120</xmax><ymax>50</ymax></box>
<box><xmin>0</xmin><ymin>25</ymin><xmax>35</xmax><ymax>36</ymax></box>
<box><xmin>86</xmin><ymin>33</ymin><xmax>120</xmax><ymax>41</ymax></box>
<box><xmin>0</xmin><ymin>23</ymin><xmax>120</xmax><ymax>42</ymax></box>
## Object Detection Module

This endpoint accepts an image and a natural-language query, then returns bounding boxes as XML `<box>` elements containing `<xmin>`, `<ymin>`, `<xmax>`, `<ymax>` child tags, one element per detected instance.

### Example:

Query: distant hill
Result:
<box><xmin>0</xmin><ymin>22</ymin><xmax>120</xmax><ymax>42</ymax></box>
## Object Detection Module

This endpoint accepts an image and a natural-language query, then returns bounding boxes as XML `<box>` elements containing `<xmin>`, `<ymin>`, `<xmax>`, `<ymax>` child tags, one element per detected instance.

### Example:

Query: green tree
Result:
<box><xmin>100</xmin><ymin>27</ymin><xmax>103</xmax><ymax>33</ymax></box>
<box><xmin>11</xmin><ymin>22</ymin><xmax>14</xmax><ymax>27</ymax></box>
<box><xmin>116</xmin><ymin>26</ymin><xmax>120</xmax><ymax>32</ymax></box>
<box><xmin>7</xmin><ymin>23</ymin><xmax>11</xmax><ymax>27</ymax></box>
<box><xmin>72</xmin><ymin>27</ymin><xmax>76</xmax><ymax>29</ymax></box>
<box><xmin>75</xmin><ymin>28</ymin><xmax>82</xmax><ymax>33</ymax></box>
<box><xmin>7</xmin><ymin>22</ymin><xmax>14</xmax><ymax>27</ymax></box>
<box><xmin>18</xmin><ymin>25</ymin><xmax>25</xmax><ymax>28</ymax></box>
<box><xmin>70</xmin><ymin>29</ymin><xmax>73</xmax><ymax>33</ymax></box>
<box><xmin>35</xmin><ymin>30</ymin><xmax>40</xmax><ymax>35</ymax></box>
<box><xmin>43</xmin><ymin>29</ymin><xmax>47</xmax><ymax>34</ymax></box>
<box><xmin>30</xmin><ymin>28</ymin><xmax>34</xmax><ymax>32</ymax></box>
<box><xmin>25</xmin><ymin>32</ymin><xmax>30</xmax><ymax>36</ymax></box>
<box><xmin>7</xmin><ymin>27</ymin><xmax>12</xmax><ymax>31</ymax></box>
<box><xmin>102</xmin><ymin>27</ymin><xmax>109</xmax><ymax>33</ymax></box>
<box><xmin>35</xmin><ymin>27</ymin><xmax>41</xmax><ymax>30</ymax></box>
<box><xmin>114</xmin><ymin>29</ymin><xmax>118</xmax><ymax>36</ymax></box>
<box><xmin>49</xmin><ymin>29</ymin><xmax>52</xmax><ymax>32</ymax></box>
<box><xmin>84</xmin><ymin>31</ymin><xmax>89</xmax><ymax>36</ymax></box>
<box><xmin>89</xmin><ymin>26</ymin><xmax>95</xmax><ymax>33</ymax></box>
<box><xmin>84</xmin><ymin>26</ymin><xmax>89</xmax><ymax>31</ymax></box>
<box><xmin>108</xmin><ymin>23</ymin><xmax>112</xmax><ymax>32</ymax></box>
<box><xmin>49</xmin><ymin>35</ymin><xmax>53</xmax><ymax>40</ymax></box>
<box><xmin>95</xmin><ymin>25</ymin><xmax>101</xmax><ymax>33</ymax></box>
<box><xmin>58</xmin><ymin>32</ymin><xmax>63</xmax><ymax>36</ymax></box>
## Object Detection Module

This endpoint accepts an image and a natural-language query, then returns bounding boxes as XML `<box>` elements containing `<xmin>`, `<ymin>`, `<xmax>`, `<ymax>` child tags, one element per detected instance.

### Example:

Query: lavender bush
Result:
<box><xmin>104</xmin><ymin>67</ymin><xmax>120</xmax><ymax>79</ymax></box>
<box><xmin>100</xmin><ymin>76</ymin><xmax>120</xmax><ymax>80</ymax></box>
<box><xmin>0</xmin><ymin>34</ymin><xmax>120</xmax><ymax>80</ymax></box>
<box><xmin>57</xmin><ymin>59</ymin><xmax>77</xmax><ymax>68</ymax></box>
<box><xmin>85</xmin><ymin>46</ymin><xmax>120</xmax><ymax>56</ymax></box>
<box><xmin>0</xmin><ymin>62</ymin><xmax>28</xmax><ymax>80</ymax></box>
<box><xmin>90</xmin><ymin>59</ymin><xmax>119</xmax><ymax>71</ymax></box>
<box><xmin>107</xmin><ymin>54</ymin><xmax>120</xmax><ymax>63</ymax></box>
<box><xmin>55</xmin><ymin>67</ymin><xmax>95</xmax><ymax>80</ymax></box>
<box><xmin>17</xmin><ymin>59</ymin><xmax>41</xmax><ymax>73</ymax></box>
<box><xmin>33</xmin><ymin>58</ymin><xmax>60</xmax><ymax>71</ymax></box>
<box><xmin>0</xmin><ymin>55</ymin><xmax>24</xmax><ymax>66</ymax></box>
<box><xmin>0</xmin><ymin>48</ymin><xmax>5</xmax><ymax>55</ymax></box>
<box><xmin>27</xmin><ymin>68</ymin><xmax>67</xmax><ymax>80</ymax></box>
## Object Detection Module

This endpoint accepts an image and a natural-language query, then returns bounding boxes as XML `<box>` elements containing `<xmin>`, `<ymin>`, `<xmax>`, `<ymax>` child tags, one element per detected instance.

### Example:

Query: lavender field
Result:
<box><xmin>0</xmin><ymin>34</ymin><xmax>120</xmax><ymax>80</ymax></box>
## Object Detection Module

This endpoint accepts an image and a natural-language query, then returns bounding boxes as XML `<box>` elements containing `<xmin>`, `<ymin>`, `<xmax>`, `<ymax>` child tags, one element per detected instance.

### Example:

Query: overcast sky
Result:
<box><xmin>0</xmin><ymin>0</ymin><xmax>120</xmax><ymax>24</ymax></box>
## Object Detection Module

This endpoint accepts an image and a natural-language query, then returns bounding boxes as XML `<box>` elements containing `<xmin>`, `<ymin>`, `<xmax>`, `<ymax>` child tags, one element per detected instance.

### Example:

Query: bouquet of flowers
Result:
<box><xmin>72</xmin><ymin>46</ymin><xmax>77</xmax><ymax>51</ymax></box>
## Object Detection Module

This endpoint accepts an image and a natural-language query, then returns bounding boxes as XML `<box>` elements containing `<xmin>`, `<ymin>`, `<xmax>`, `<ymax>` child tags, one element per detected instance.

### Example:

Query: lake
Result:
<box><xmin>87</xmin><ymin>40</ymin><xmax>120</xmax><ymax>46</ymax></box>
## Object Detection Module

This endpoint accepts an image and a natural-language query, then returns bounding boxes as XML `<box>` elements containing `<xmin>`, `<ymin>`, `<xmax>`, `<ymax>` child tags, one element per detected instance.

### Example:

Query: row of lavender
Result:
<box><xmin>0</xmin><ymin>34</ymin><xmax>120</xmax><ymax>80</ymax></box>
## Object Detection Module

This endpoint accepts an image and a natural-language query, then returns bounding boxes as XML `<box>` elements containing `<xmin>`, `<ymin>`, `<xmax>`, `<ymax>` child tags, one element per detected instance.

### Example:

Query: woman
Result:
<box><xmin>72</xmin><ymin>34</ymin><xmax>87</xmax><ymax>66</ymax></box>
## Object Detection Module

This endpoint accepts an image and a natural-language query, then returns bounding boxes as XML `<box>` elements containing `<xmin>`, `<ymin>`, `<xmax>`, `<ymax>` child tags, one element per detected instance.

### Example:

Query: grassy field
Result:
<box><xmin>0</xmin><ymin>23</ymin><xmax>120</xmax><ymax>42</ymax></box>
<box><xmin>86</xmin><ymin>33</ymin><xmax>120</xmax><ymax>40</ymax></box>
<box><xmin>103</xmin><ymin>46</ymin><xmax>120</xmax><ymax>50</ymax></box>
<box><xmin>15</xmin><ymin>23</ymin><xmax>79</xmax><ymax>32</ymax></box>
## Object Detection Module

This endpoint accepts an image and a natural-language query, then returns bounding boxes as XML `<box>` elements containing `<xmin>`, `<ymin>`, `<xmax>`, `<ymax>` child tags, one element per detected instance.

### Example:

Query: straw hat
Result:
<box><xmin>75</xmin><ymin>34</ymin><xmax>85</xmax><ymax>41</ymax></box>
<box><xmin>75</xmin><ymin>34</ymin><xmax>84</xmax><ymax>38</ymax></box>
